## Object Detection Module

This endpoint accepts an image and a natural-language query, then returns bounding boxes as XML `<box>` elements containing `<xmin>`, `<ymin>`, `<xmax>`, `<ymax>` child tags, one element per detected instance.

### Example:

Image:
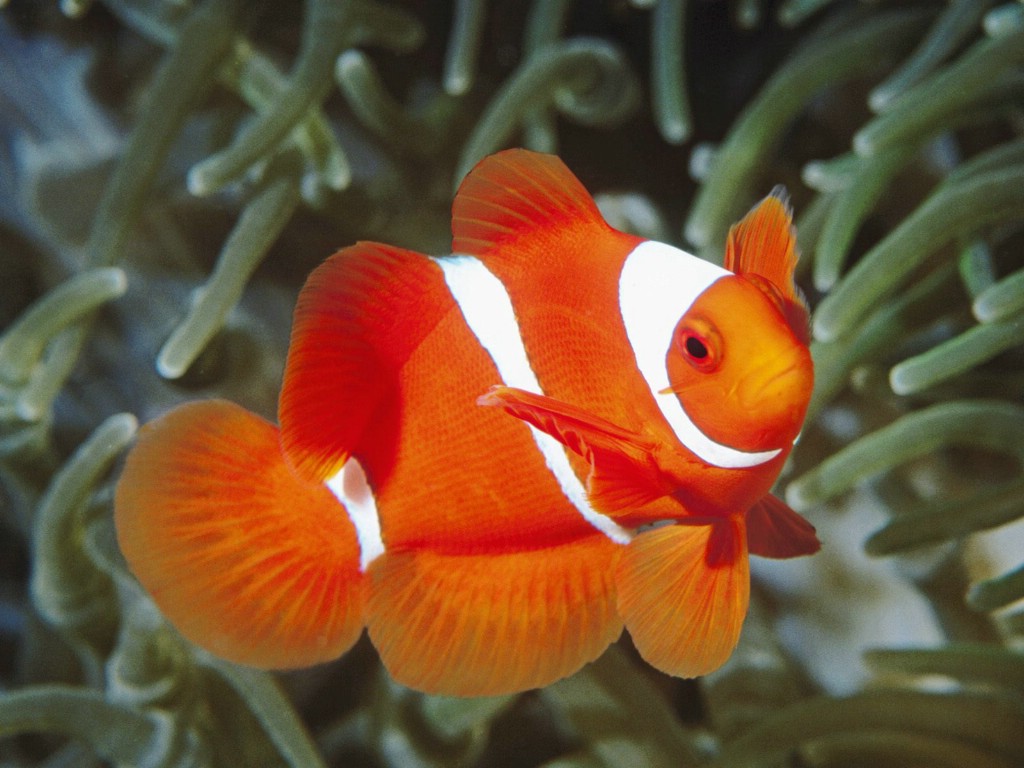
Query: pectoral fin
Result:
<box><xmin>746</xmin><ymin>494</ymin><xmax>821</xmax><ymax>558</ymax></box>
<box><xmin>478</xmin><ymin>386</ymin><xmax>668</xmax><ymax>513</ymax></box>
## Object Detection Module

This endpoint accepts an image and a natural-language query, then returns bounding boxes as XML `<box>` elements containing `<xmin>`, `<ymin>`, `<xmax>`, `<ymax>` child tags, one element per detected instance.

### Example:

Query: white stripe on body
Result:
<box><xmin>435</xmin><ymin>255</ymin><xmax>633</xmax><ymax>546</ymax></box>
<box><xmin>326</xmin><ymin>459</ymin><xmax>384</xmax><ymax>571</ymax></box>
<box><xmin>618</xmin><ymin>240</ymin><xmax>781</xmax><ymax>469</ymax></box>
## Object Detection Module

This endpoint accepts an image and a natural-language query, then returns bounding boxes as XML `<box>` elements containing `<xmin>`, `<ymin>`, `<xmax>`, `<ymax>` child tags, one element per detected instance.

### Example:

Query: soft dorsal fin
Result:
<box><xmin>452</xmin><ymin>149</ymin><xmax>612</xmax><ymax>267</ymax></box>
<box><xmin>725</xmin><ymin>187</ymin><xmax>809</xmax><ymax>342</ymax></box>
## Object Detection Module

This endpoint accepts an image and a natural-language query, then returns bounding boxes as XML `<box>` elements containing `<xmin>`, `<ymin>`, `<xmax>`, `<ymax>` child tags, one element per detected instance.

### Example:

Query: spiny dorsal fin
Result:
<box><xmin>452</xmin><ymin>149</ymin><xmax>611</xmax><ymax>267</ymax></box>
<box><xmin>725</xmin><ymin>187</ymin><xmax>809</xmax><ymax>342</ymax></box>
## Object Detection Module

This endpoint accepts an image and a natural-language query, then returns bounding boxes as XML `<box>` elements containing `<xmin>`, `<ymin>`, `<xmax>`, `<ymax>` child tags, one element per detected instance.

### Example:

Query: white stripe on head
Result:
<box><xmin>435</xmin><ymin>255</ymin><xmax>632</xmax><ymax>545</ymax></box>
<box><xmin>326</xmin><ymin>458</ymin><xmax>384</xmax><ymax>571</ymax></box>
<box><xmin>618</xmin><ymin>241</ymin><xmax>781</xmax><ymax>469</ymax></box>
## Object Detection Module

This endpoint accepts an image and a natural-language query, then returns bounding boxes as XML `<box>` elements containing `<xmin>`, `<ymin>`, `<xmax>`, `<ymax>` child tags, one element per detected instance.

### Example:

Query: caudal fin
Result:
<box><xmin>114</xmin><ymin>400</ymin><xmax>366</xmax><ymax>668</ymax></box>
<box><xmin>367</xmin><ymin>535</ymin><xmax>622</xmax><ymax>696</ymax></box>
<box><xmin>616</xmin><ymin>518</ymin><xmax>749</xmax><ymax>678</ymax></box>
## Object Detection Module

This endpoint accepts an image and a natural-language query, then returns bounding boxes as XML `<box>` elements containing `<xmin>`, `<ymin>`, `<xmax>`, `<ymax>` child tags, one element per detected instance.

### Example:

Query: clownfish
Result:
<box><xmin>115</xmin><ymin>149</ymin><xmax>818</xmax><ymax>697</ymax></box>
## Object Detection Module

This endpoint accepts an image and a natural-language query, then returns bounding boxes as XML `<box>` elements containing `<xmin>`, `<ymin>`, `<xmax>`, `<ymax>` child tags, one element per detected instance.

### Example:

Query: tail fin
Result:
<box><xmin>616</xmin><ymin>518</ymin><xmax>749</xmax><ymax>678</ymax></box>
<box><xmin>114</xmin><ymin>400</ymin><xmax>366</xmax><ymax>668</ymax></box>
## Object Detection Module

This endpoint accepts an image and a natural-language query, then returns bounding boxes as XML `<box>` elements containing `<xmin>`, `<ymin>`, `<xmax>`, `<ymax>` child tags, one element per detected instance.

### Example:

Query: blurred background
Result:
<box><xmin>0</xmin><ymin>0</ymin><xmax>1022</xmax><ymax>766</ymax></box>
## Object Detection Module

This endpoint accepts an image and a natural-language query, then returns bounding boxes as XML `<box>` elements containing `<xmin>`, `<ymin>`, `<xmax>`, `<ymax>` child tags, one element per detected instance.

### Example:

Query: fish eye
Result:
<box><xmin>684</xmin><ymin>335</ymin><xmax>708</xmax><ymax>359</ymax></box>
<box><xmin>675</xmin><ymin>323</ymin><xmax>719</xmax><ymax>371</ymax></box>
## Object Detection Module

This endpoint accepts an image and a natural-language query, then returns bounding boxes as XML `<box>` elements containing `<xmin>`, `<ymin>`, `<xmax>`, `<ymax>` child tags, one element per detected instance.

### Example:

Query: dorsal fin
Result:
<box><xmin>725</xmin><ymin>187</ymin><xmax>809</xmax><ymax>342</ymax></box>
<box><xmin>452</xmin><ymin>149</ymin><xmax>611</xmax><ymax>267</ymax></box>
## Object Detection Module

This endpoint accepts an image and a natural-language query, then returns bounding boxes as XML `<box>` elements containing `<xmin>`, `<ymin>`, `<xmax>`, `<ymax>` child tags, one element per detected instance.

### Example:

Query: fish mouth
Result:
<box><xmin>663</xmin><ymin>361</ymin><xmax>804</xmax><ymax>402</ymax></box>
<box><xmin>738</xmin><ymin>361</ymin><xmax>806</xmax><ymax>409</ymax></box>
<box><xmin>734</xmin><ymin>358</ymin><xmax>812</xmax><ymax>448</ymax></box>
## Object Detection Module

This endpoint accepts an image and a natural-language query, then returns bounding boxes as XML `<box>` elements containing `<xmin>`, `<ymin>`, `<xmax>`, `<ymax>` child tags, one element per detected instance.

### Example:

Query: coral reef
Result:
<box><xmin>0</xmin><ymin>0</ymin><xmax>1022</xmax><ymax>766</ymax></box>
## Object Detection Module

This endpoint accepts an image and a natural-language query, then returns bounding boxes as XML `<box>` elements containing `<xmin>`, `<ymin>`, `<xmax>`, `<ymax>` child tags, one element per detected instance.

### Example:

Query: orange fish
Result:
<box><xmin>115</xmin><ymin>149</ymin><xmax>818</xmax><ymax>696</ymax></box>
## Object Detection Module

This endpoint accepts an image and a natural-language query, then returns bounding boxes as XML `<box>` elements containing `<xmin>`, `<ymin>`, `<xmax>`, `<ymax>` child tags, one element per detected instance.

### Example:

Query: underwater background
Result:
<box><xmin>1</xmin><ymin>0</ymin><xmax>1023</xmax><ymax>765</ymax></box>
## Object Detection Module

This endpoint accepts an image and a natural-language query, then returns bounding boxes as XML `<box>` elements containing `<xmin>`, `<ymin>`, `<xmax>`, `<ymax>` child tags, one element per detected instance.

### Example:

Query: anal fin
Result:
<box><xmin>115</xmin><ymin>400</ymin><xmax>366</xmax><ymax>668</ymax></box>
<box><xmin>366</xmin><ymin>535</ymin><xmax>622</xmax><ymax>696</ymax></box>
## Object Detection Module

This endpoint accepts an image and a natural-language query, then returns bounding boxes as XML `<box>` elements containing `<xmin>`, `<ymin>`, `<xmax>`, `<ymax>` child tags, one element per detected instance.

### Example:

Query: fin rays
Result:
<box><xmin>115</xmin><ymin>400</ymin><xmax>366</xmax><ymax>669</ymax></box>
<box><xmin>367</xmin><ymin>536</ymin><xmax>622</xmax><ymax>696</ymax></box>
<box><xmin>725</xmin><ymin>189</ymin><xmax>809</xmax><ymax>342</ymax></box>
<box><xmin>746</xmin><ymin>494</ymin><xmax>821</xmax><ymax>558</ymax></box>
<box><xmin>280</xmin><ymin>242</ymin><xmax>448</xmax><ymax>481</ymax></box>
<box><xmin>616</xmin><ymin>519</ymin><xmax>750</xmax><ymax>679</ymax></box>
<box><xmin>452</xmin><ymin>149</ymin><xmax>608</xmax><ymax>263</ymax></box>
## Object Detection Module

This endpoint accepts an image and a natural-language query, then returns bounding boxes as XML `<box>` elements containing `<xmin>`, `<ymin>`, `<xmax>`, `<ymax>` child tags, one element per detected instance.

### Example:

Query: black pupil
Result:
<box><xmin>685</xmin><ymin>336</ymin><xmax>708</xmax><ymax>359</ymax></box>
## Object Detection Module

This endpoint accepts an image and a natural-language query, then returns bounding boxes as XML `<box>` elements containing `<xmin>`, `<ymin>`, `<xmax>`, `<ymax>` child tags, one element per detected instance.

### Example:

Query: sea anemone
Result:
<box><xmin>1</xmin><ymin>1</ymin><xmax>1021</xmax><ymax>766</ymax></box>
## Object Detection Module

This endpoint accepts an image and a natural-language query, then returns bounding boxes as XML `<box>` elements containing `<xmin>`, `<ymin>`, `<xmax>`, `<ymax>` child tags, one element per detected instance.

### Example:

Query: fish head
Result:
<box><xmin>664</xmin><ymin>273</ymin><xmax>813</xmax><ymax>454</ymax></box>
